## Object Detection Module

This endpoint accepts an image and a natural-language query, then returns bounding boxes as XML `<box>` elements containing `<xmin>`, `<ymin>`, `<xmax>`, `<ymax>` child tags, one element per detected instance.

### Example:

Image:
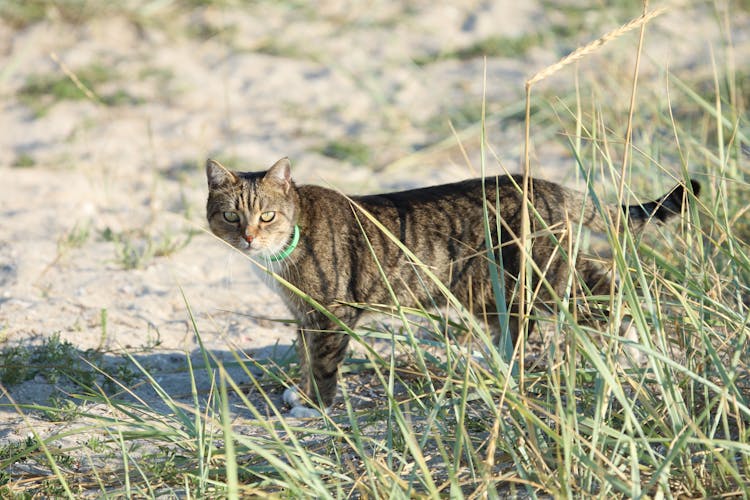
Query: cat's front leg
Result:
<box><xmin>284</xmin><ymin>328</ymin><xmax>350</xmax><ymax>418</ymax></box>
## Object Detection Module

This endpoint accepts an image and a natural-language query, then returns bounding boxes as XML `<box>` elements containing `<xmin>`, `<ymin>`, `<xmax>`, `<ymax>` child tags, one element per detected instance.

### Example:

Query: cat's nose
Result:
<box><xmin>245</xmin><ymin>234</ymin><xmax>254</xmax><ymax>243</ymax></box>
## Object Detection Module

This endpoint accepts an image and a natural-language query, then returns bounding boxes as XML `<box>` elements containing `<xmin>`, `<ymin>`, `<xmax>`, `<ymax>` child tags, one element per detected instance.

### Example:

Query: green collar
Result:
<box><xmin>269</xmin><ymin>225</ymin><xmax>300</xmax><ymax>262</ymax></box>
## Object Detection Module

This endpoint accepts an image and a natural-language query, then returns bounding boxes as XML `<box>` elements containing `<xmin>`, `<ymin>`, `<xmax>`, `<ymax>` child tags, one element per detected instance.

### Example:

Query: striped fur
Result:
<box><xmin>206</xmin><ymin>158</ymin><xmax>699</xmax><ymax>411</ymax></box>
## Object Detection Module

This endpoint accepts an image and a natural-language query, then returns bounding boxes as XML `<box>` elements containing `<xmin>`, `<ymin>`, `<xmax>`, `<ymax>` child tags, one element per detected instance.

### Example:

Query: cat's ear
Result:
<box><xmin>206</xmin><ymin>159</ymin><xmax>237</xmax><ymax>188</ymax></box>
<box><xmin>265</xmin><ymin>157</ymin><xmax>292</xmax><ymax>194</ymax></box>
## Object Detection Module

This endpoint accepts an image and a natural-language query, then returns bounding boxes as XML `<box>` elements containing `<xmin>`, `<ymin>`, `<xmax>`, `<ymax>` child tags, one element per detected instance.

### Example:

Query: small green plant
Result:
<box><xmin>18</xmin><ymin>63</ymin><xmax>140</xmax><ymax>116</ymax></box>
<box><xmin>152</xmin><ymin>230</ymin><xmax>195</xmax><ymax>258</ymax></box>
<box><xmin>415</xmin><ymin>33</ymin><xmax>544</xmax><ymax>66</ymax></box>
<box><xmin>137</xmin><ymin>66</ymin><xmax>174</xmax><ymax>82</ymax></box>
<box><xmin>317</xmin><ymin>139</ymin><xmax>372</xmax><ymax>165</ymax></box>
<box><xmin>58</xmin><ymin>221</ymin><xmax>90</xmax><ymax>253</ymax></box>
<box><xmin>114</xmin><ymin>235</ymin><xmax>153</xmax><ymax>270</ymax></box>
<box><xmin>38</xmin><ymin>478</ymin><xmax>68</xmax><ymax>497</ymax></box>
<box><xmin>0</xmin><ymin>333</ymin><xmax>96</xmax><ymax>387</ymax></box>
<box><xmin>12</xmin><ymin>153</ymin><xmax>35</xmax><ymax>168</ymax></box>
<box><xmin>0</xmin><ymin>435</ymin><xmax>35</xmax><ymax>464</ymax></box>
<box><xmin>452</xmin><ymin>33</ymin><xmax>544</xmax><ymax>59</ymax></box>
<box><xmin>0</xmin><ymin>344</ymin><xmax>31</xmax><ymax>386</ymax></box>
<box><xmin>105</xmin><ymin>227</ymin><xmax>194</xmax><ymax>269</ymax></box>
<box><xmin>426</xmin><ymin>101</ymin><xmax>484</xmax><ymax>133</ymax></box>
<box><xmin>102</xmin><ymin>356</ymin><xmax>140</xmax><ymax>394</ymax></box>
<box><xmin>41</xmin><ymin>396</ymin><xmax>81</xmax><ymax>422</ymax></box>
<box><xmin>186</xmin><ymin>17</ymin><xmax>237</xmax><ymax>41</ymax></box>
<box><xmin>253</xmin><ymin>38</ymin><xmax>310</xmax><ymax>59</ymax></box>
<box><xmin>85</xmin><ymin>436</ymin><xmax>105</xmax><ymax>453</ymax></box>
<box><xmin>33</xmin><ymin>221</ymin><xmax>92</xmax><ymax>282</ymax></box>
<box><xmin>0</xmin><ymin>0</ymin><xmax>116</xmax><ymax>28</ymax></box>
<box><xmin>1</xmin><ymin>2</ymin><xmax>63</xmax><ymax>28</ymax></box>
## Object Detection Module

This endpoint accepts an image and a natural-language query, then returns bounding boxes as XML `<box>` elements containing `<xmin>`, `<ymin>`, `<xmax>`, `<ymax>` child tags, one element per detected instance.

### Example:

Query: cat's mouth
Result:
<box><xmin>239</xmin><ymin>239</ymin><xmax>271</xmax><ymax>257</ymax></box>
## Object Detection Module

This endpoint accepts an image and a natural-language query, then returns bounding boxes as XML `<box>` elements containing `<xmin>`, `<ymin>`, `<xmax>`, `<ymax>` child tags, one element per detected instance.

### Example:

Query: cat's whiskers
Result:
<box><xmin>221</xmin><ymin>252</ymin><xmax>236</xmax><ymax>289</ymax></box>
<box><xmin>260</xmin><ymin>255</ymin><xmax>279</xmax><ymax>287</ymax></box>
<box><xmin>278</xmin><ymin>256</ymin><xmax>303</xmax><ymax>290</ymax></box>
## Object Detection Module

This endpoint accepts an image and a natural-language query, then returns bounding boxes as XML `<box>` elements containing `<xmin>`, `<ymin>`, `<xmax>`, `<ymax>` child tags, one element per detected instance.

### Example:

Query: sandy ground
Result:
<box><xmin>0</xmin><ymin>0</ymin><xmax>748</xmax><ymax>469</ymax></box>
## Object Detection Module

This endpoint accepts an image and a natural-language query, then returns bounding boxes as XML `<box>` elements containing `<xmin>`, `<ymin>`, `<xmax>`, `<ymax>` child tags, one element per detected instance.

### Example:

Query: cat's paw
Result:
<box><xmin>282</xmin><ymin>387</ymin><xmax>327</xmax><ymax>419</ymax></box>
<box><xmin>288</xmin><ymin>404</ymin><xmax>325</xmax><ymax>419</ymax></box>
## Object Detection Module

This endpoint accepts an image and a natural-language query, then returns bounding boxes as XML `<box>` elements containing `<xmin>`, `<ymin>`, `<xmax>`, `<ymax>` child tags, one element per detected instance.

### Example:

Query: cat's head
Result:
<box><xmin>206</xmin><ymin>158</ymin><xmax>299</xmax><ymax>258</ymax></box>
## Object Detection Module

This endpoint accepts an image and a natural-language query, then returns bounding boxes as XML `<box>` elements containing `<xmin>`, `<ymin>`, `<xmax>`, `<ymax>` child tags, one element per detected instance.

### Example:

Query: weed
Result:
<box><xmin>254</xmin><ymin>38</ymin><xmax>310</xmax><ymax>59</ymax></box>
<box><xmin>99</xmin><ymin>226</ymin><xmax>117</xmax><ymax>243</ymax></box>
<box><xmin>161</xmin><ymin>159</ymin><xmax>199</xmax><ymax>181</ymax></box>
<box><xmin>0</xmin><ymin>1</ymin><xmax>85</xmax><ymax>28</ymax></box>
<box><xmin>105</xmin><ymin>227</ymin><xmax>194</xmax><ymax>269</ymax></box>
<box><xmin>114</xmin><ymin>236</ymin><xmax>152</xmax><ymax>270</ymax></box>
<box><xmin>186</xmin><ymin>17</ymin><xmax>237</xmax><ymax>41</ymax></box>
<box><xmin>18</xmin><ymin>63</ymin><xmax>139</xmax><ymax>116</ymax></box>
<box><xmin>415</xmin><ymin>33</ymin><xmax>544</xmax><ymax>66</ymax></box>
<box><xmin>12</xmin><ymin>153</ymin><xmax>35</xmax><ymax>168</ymax></box>
<box><xmin>58</xmin><ymin>221</ymin><xmax>90</xmax><ymax>253</ymax></box>
<box><xmin>38</xmin><ymin>478</ymin><xmax>68</xmax><ymax>497</ymax></box>
<box><xmin>0</xmin><ymin>435</ymin><xmax>35</xmax><ymax>464</ymax></box>
<box><xmin>102</xmin><ymin>356</ymin><xmax>140</xmax><ymax>394</ymax></box>
<box><xmin>30</xmin><ymin>335</ymin><xmax>86</xmax><ymax>386</ymax></box>
<box><xmin>453</xmin><ymin>33</ymin><xmax>544</xmax><ymax>59</ymax></box>
<box><xmin>426</xmin><ymin>101</ymin><xmax>483</xmax><ymax>133</ymax></box>
<box><xmin>317</xmin><ymin>139</ymin><xmax>371</xmax><ymax>165</ymax></box>
<box><xmin>41</xmin><ymin>395</ymin><xmax>82</xmax><ymax>422</ymax></box>
<box><xmin>138</xmin><ymin>66</ymin><xmax>174</xmax><ymax>82</ymax></box>
<box><xmin>21</xmin><ymin>63</ymin><xmax>111</xmax><ymax>97</ymax></box>
<box><xmin>152</xmin><ymin>230</ymin><xmax>195</xmax><ymax>258</ymax></box>
<box><xmin>85</xmin><ymin>436</ymin><xmax>105</xmax><ymax>453</ymax></box>
<box><xmin>0</xmin><ymin>333</ymin><xmax>98</xmax><ymax>387</ymax></box>
<box><xmin>141</xmin><ymin>447</ymin><xmax>181</xmax><ymax>483</ymax></box>
<box><xmin>0</xmin><ymin>345</ymin><xmax>31</xmax><ymax>386</ymax></box>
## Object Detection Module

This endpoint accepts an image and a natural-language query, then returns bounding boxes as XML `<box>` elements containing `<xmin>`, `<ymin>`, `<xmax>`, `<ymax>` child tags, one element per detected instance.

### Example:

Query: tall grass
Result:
<box><xmin>2</xmin><ymin>4</ymin><xmax>749</xmax><ymax>499</ymax></box>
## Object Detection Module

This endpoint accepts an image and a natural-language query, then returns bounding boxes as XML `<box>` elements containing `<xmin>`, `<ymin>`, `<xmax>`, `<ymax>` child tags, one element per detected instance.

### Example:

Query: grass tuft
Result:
<box><xmin>415</xmin><ymin>33</ymin><xmax>545</xmax><ymax>66</ymax></box>
<box><xmin>317</xmin><ymin>139</ymin><xmax>372</xmax><ymax>165</ymax></box>
<box><xmin>19</xmin><ymin>62</ymin><xmax>142</xmax><ymax>116</ymax></box>
<box><xmin>100</xmin><ymin>226</ymin><xmax>195</xmax><ymax>270</ymax></box>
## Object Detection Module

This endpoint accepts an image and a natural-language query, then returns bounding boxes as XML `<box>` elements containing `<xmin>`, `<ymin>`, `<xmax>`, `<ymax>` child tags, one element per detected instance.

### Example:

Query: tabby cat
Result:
<box><xmin>206</xmin><ymin>157</ymin><xmax>699</xmax><ymax>417</ymax></box>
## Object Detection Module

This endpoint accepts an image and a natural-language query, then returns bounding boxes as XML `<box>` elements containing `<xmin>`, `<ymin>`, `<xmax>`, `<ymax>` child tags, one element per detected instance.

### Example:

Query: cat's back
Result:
<box><xmin>357</xmin><ymin>175</ymin><xmax>519</xmax><ymax>206</ymax></box>
<box><xmin>352</xmin><ymin>175</ymin><xmax>536</xmax><ymax>222</ymax></box>
<box><xmin>297</xmin><ymin>174</ymin><xmax>564</xmax><ymax>222</ymax></box>
<box><xmin>294</xmin><ymin>175</ymin><xmax>535</xmax><ymax>238</ymax></box>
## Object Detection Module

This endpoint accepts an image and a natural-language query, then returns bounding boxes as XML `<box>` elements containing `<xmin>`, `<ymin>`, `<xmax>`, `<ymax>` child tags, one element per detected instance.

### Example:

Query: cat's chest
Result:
<box><xmin>249</xmin><ymin>262</ymin><xmax>309</xmax><ymax>313</ymax></box>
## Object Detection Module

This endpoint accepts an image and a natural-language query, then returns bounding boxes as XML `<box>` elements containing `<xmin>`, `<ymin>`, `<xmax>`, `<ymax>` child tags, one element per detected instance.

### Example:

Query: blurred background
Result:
<box><xmin>2</xmin><ymin>1</ymin><xmax>746</xmax><ymax>186</ymax></box>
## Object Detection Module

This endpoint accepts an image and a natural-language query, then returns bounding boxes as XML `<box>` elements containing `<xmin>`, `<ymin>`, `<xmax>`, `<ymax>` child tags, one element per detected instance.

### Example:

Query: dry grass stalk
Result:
<box><xmin>518</xmin><ymin>2</ymin><xmax>664</xmax><ymax>400</ymax></box>
<box><xmin>49</xmin><ymin>51</ymin><xmax>102</xmax><ymax>105</ymax></box>
<box><xmin>526</xmin><ymin>5</ymin><xmax>667</xmax><ymax>88</ymax></box>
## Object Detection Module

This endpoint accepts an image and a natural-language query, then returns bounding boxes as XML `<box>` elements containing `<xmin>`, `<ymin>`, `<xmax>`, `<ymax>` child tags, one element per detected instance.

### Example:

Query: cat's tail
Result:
<box><xmin>581</xmin><ymin>179</ymin><xmax>700</xmax><ymax>232</ymax></box>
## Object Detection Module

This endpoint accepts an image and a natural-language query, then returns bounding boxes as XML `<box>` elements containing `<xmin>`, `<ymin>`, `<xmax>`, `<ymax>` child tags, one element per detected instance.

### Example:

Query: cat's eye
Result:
<box><xmin>223</xmin><ymin>211</ymin><xmax>240</xmax><ymax>223</ymax></box>
<box><xmin>259</xmin><ymin>211</ymin><xmax>276</xmax><ymax>223</ymax></box>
